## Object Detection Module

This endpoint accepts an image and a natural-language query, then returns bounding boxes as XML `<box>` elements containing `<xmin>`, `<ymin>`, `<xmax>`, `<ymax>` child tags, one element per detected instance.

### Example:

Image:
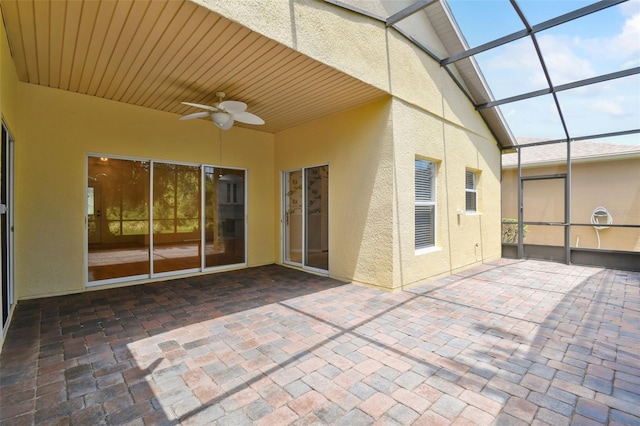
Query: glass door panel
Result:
<box><xmin>284</xmin><ymin>170</ymin><xmax>303</xmax><ymax>265</ymax></box>
<box><xmin>87</xmin><ymin>157</ymin><xmax>150</xmax><ymax>281</ymax></box>
<box><xmin>204</xmin><ymin>167</ymin><xmax>246</xmax><ymax>267</ymax></box>
<box><xmin>283</xmin><ymin>166</ymin><xmax>329</xmax><ymax>272</ymax></box>
<box><xmin>87</xmin><ymin>183</ymin><xmax>102</xmax><ymax>244</ymax></box>
<box><xmin>153</xmin><ymin>163</ymin><xmax>201</xmax><ymax>274</ymax></box>
<box><xmin>305</xmin><ymin>166</ymin><xmax>329</xmax><ymax>270</ymax></box>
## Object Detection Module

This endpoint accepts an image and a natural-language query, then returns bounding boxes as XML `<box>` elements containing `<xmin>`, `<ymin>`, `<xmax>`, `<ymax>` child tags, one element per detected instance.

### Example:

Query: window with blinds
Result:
<box><xmin>415</xmin><ymin>159</ymin><xmax>436</xmax><ymax>249</ymax></box>
<box><xmin>465</xmin><ymin>170</ymin><xmax>477</xmax><ymax>212</ymax></box>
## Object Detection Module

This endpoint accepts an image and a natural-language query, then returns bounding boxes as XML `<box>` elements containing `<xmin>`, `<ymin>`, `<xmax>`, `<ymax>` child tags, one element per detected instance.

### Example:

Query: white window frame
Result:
<box><xmin>465</xmin><ymin>170</ymin><xmax>478</xmax><ymax>213</ymax></box>
<box><xmin>415</xmin><ymin>158</ymin><xmax>436</xmax><ymax>251</ymax></box>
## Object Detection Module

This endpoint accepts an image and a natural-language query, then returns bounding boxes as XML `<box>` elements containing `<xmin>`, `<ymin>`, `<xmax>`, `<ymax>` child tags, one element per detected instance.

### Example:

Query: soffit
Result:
<box><xmin>0</xmin><ymin>0</ymin><xmax>388</xmax><ymax>134</ymax></box>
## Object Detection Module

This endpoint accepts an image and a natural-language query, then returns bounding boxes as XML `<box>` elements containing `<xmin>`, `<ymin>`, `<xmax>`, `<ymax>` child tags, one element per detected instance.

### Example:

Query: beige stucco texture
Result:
<box><xmin>199</xmin><ymin>0</ymin><xmax>392</xmax><ymax>92</ymax></box>
<box><xmin>392</xmin><ymin>101</ymin><xmax>501</xmax><ymax>289</ymax></box>
<box><xmin>1</xmin><ymin>0</ymin><xmax>502</xmax><ymax>299</ymax></box>
<box><xmin>503</xmin><ymin>159</ymin><xmax>640</xmax><ymax>251</ymax></box>
<box><xmin>5</xmin><ymin>80</ymin><xmax>275</xmax><ymax>298</ymax></box>
<box><xmin>275</xmin><ymin>98</ymin><xmax>395</xmax><ymax>288</ymax></box>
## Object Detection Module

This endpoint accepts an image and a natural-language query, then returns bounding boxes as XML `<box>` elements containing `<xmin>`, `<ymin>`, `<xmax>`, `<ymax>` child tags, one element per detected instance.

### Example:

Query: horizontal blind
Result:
<box><xmin>415</xmin><ymin>160</ymin><xmax>434</xmax><ymax>202</ymax></box>
<box><xmin>415</xmin><ymin>159</ymin><xmax>435</xmax><ymax>248</ymax></box>
<box><xmin>465</xmin><ymin>170</ymin><xmax>475</xmax><ymax>190</ymax></box>
<box><xmin>465</xmin><ymin>192</ymin><xmax>477</xmax><ymax>211</ymax></box>
<box><xmin>415</xmin><ymin>205</ymin><xmax>435</xmax><ymax>247</ymax></box>
<box><xmin>465</xmin><ymin>170</ymin><xmax>477</xmax><ymax>211</ymax></box>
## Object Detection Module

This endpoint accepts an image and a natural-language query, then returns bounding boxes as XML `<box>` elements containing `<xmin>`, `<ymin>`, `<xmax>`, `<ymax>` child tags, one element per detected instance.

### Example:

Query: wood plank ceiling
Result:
<box><xmin>0</xmin><ymin>0</ymin><xmax>388</xmax><ymax>133</ymax></box>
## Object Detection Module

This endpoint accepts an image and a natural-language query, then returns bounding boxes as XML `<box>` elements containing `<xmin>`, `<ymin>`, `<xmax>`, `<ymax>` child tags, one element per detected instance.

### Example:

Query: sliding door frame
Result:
<box><xmin>1</xmin><ymin>122</ymin><xmax>15</xmax><ymax>342</ymax></box>
<box><xmin>86</xmin><ymin>153</ymin><xmax>248</xmax><ymax>287</ymax></box>
<box><xmin>282</xmin><ymin>164</ymin><xmax>329</xmax><ymax>274</ymax></box>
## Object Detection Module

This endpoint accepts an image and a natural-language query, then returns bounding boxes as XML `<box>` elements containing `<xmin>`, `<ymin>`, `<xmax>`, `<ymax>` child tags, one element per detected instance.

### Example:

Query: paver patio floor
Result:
<box><xmin>1</xmin><ymin>259</ymin><xmax>639</xmax><ymax>425</ymax></box>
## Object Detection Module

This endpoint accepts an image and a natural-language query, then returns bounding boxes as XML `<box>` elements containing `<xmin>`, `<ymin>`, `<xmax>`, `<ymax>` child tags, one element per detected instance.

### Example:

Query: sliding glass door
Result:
<box><xmin>204</xmin><ymin>167</ymin><xmax>246</xmax><ymax>268</ymax></box>
<box><xmin>284</xmin><ymin>170</ymin><xmax>303</xmax><ymax>264</ymax></box>
<box><xmin>153</xmin><ymin>163</ymin><xmax>201</xmax><ymax>274</ymax></box>
<box><xmin>87</xmin><ymin>157</ymin><xmax>150</xmax><ymax>281</ymax></box>
<box><xmin>283</xmin><ymin>165</ymin><xmax>329</xmax><ymax>272</ymax></box>
<box><xmin>87</xmin><ymin>156</ymin><xmax>246</xmax><ymax>285</ymax></box>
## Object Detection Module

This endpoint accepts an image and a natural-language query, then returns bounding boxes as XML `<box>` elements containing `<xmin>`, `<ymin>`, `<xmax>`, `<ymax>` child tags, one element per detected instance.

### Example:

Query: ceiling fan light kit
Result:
<box><xmin>179</xmin><ymin>92</ymin><xmax>264</xmax><ymax>130</ymax></box>
<box><xmin>212</xmin><ymin>112</ymin><xmax>232</xmax><ymax>127</ymax></box>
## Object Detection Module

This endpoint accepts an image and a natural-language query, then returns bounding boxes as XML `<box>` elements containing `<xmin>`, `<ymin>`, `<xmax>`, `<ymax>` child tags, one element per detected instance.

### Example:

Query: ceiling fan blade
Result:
<box><xmin>181</xmin><ymin>101</ymin><xmax>218</xmax><ymax>112</ymax></box>
<box><xmin>219</xmin><ymin>100</ymin><xmax>247</xmax><ymax>114</ymax></box>
<box><xmin>219</xmin><ymin>118</ymin><xmax>235</xmax><ymax>130</ymax></box>
<box><xmin>233</xmin><ymin>111</ymin><xmax>265</xmax><ymax>125</ymax></box>
<box><xmin>179</xmin><ymin>111</ymin><xmax>210</xmax><ymax>120</ymax></box>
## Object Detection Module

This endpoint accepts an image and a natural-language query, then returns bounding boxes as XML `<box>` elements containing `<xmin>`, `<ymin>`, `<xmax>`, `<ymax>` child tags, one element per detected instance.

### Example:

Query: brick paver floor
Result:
<box><xmin>1</xmin><ymin>259</ymin><xmax>638</xmax><ymax>425</ymax></box>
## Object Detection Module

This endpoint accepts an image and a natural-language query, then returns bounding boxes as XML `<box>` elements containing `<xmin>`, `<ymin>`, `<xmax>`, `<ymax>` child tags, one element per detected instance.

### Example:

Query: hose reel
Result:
<box><xmin>591</xmin><ymin>206</ymin><xmax>612</xmax><ymax>249</ymax></box>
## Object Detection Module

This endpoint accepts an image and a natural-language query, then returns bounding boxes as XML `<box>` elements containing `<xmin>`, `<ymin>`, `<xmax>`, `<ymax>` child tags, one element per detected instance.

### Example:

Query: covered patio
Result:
<box><xmin>1</xmin><ymin>260</ymin><xmax>638</xmax><ymax>425</ymax></box>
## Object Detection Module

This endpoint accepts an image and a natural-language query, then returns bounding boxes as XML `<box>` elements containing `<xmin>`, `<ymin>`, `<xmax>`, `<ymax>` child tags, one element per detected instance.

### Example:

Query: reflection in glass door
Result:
<box><xmin>87</xmin><ymin>182</ymin><xmax>102</xmax><ymax>244</ymax></box>
<box><xmin>87</xmin><ymin>157</ymin><xmax>150</xmax><ymax>282</ymax></box>
<box><xmin>153</xmin><ymin>163</ymin><xmax>201</xmax><ymax>274</ymax></box>
<box><xmin>305</xmin><ymin>166</ymin><xmax>329</xmax><ymax>270</ymax></box>
<box><xmin>87</xmin><ymin>156</ymin><xmax>248</xmax><ymax>285</ymax></box>
<box><xmin>284</xmin><ymin>170</ymin><xmax>303</xmax><ymax>265</ymax></box>
<box><xmin>283</xmin><ymin>166</ymin><xmax>329</xmax><ymax>272</ymax></box>
<box><xmin>204</xmin><ymin>167</ymin><xmax>246</xmax><ymax>268</ymax></box>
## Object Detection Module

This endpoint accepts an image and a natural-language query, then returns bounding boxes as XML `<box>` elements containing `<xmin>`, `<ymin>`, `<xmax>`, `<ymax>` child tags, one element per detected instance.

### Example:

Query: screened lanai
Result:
<box><xmin>332</xmin><ymin>0</ymin><xmax>640</xmax><ymax>270</ymax></box>
<box><xmin>1</xmin><ymin>2</ymin><xmax>639</xmax><ymax>423</ymax></box>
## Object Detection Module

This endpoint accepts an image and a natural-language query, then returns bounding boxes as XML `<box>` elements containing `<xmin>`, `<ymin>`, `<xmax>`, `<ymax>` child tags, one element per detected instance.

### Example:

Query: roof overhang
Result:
<box><xmin>0</xmin><ymin>0</ymin><xmax>388</xmax><ymax>134</ymax></box>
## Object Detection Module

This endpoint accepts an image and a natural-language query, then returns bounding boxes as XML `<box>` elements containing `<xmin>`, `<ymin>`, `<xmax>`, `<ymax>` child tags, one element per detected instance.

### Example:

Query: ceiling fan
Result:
<box><xmin>179</xmin><ymin>92</ymin><xmax>265</xmax><ymax>130</ymax></box>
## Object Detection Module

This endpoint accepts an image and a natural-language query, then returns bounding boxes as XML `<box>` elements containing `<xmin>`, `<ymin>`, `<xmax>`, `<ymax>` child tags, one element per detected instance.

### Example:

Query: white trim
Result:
<box><xmin>282</xmin><ymin>168</ymin><xmax>303</xmax><ymax>269</ymax></box>
<box><xmin>465</xmin><ymin>169</ymin><xmax>478</xmax><ymax>213</ymax></box>
<box><xmin>415</xmin><ymin>246</ymin><xmax>442</xmax><ymax>256</ymax></box>
<box><xmin>415</xmin><ymin>158</ymin><xmax>437</xmax><ymax>250</ymax></box>
<box><xmin>86</xmin><ymin>274</ymin><xmax>150</xmax><ymax>288</ymax></box>
<box><xmin>149</xmin><ymin>160</ymin><xmax>155</xmax><ymax>277</ymax></box>
<box><xmin>200</xmin><ymin>165</ymin><xmax>206</xmax><ymax>271</ymax></box>
<box><xmin>244</xmin><ymin>168</ymin><xmax>249</xmax><ymax>266</ymax></box>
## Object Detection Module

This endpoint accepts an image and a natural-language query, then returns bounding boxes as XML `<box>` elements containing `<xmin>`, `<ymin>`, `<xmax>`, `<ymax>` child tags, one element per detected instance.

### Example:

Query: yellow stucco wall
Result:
<box><xmin>197</xmin><ymin>0</ymin><xmax>493</xmax><ymax>138</ymax></box>
<box><xmin>502</xmin><ymin>158</ymin><xmax>640</xmax><ymax>251</ymax></box>
<box><xmin>198</xmin><ymin>0</ymin><xmax>392</xmax><ymax>92</ymax></box>
<box><xmin>212</xmin><ymin>0</ymin><xmax>502</xmax><ymax>289</ymax></box>
<box><xmin>275</xmin><ymin>98</ymin><xmax>395</xmax><ymax>287</ymax></box>
<box><xmin>1</xmin><ymin>0</ymin><xmax>504</xmax><ymax>298</ymax></box>
<box><xmin>7</xmin><ymin>81</ymin><xmax>275</xmax><ymax>299</ymax></box>
<box><xmin>0</xmin><ymin>9</ymin><xmax>18</xmax><ymax>127</ymax></box>
<box><xmin>273</xmin><ymin>95</ymin><xmax>500</xmax><ymax>291</ymax></box>
<box><xmin>392</xmin><ymin>100</ymin><xmax>501</xmax><ymax>289</ymax></box>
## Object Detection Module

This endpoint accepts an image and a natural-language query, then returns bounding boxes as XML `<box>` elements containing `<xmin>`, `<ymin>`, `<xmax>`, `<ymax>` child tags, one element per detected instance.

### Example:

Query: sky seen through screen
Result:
<box><xmin>447</xmin><ymin>0</ymin><xmax>640</xmax><ymax>146</ymax></box>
